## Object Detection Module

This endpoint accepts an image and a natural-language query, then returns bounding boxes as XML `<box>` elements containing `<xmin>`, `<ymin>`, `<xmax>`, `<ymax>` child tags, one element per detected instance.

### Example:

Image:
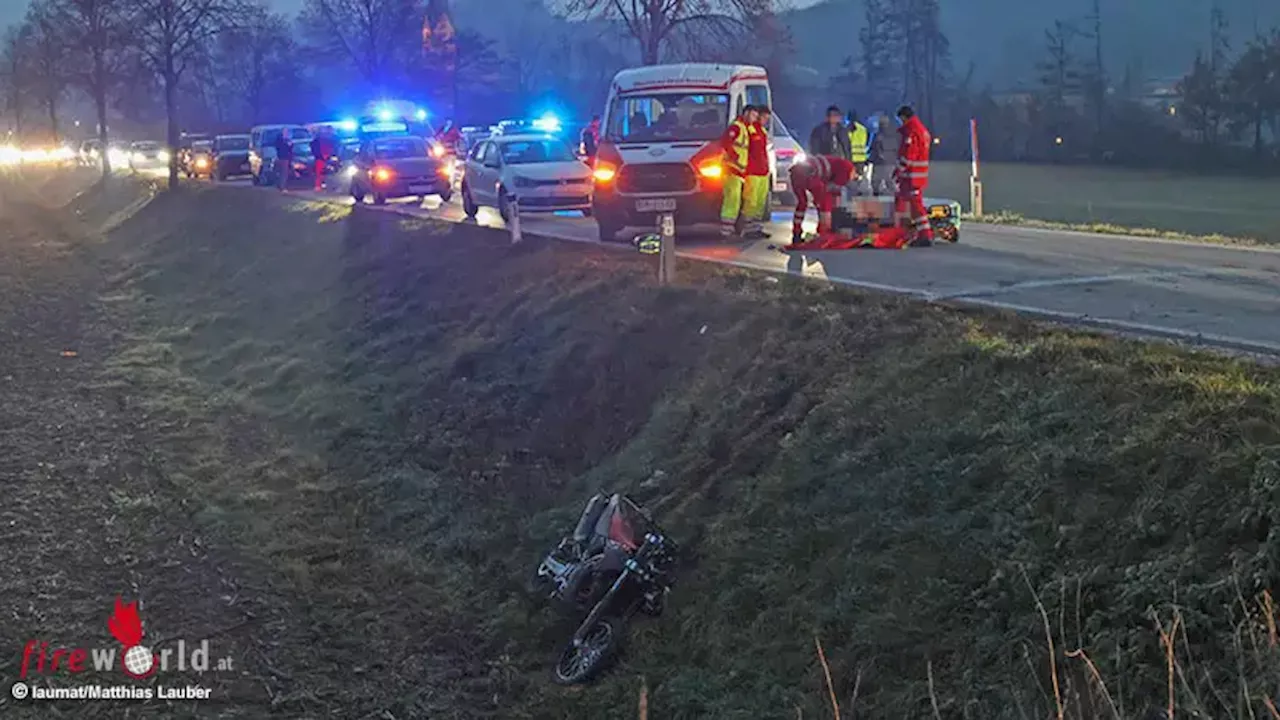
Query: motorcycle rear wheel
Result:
<box><xmin>553</xmin><ymin>616</ymin><xmax>623</xmax><ymax>685</ymax></box>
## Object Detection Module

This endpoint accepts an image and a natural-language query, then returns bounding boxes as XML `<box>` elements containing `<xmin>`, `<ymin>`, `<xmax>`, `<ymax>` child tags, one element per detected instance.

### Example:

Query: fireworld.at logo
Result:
<box><xmin>18</xmin><ymin>596</ymin><xmax>234</xmax><ymax>679</ymax></box>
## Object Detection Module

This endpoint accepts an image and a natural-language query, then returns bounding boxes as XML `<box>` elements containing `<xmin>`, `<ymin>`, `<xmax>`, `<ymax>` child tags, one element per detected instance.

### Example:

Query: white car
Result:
<box><xmin>461</xmin><ymin>133</ymin><xmax>593</xmax><ymax>221</ymax></box>
<box><xmin>770</xmin><ymin>114</ymin><xmax>805</xmax><ymax>203</ymax></box>
<box><xmin>128</xmin><ymin>141</ymin><xmax>169</xmax><ymax>171</ymax></box>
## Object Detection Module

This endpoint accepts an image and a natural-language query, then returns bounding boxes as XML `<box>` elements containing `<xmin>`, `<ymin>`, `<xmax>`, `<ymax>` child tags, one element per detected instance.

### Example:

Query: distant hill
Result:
<box><xmin>783</xmin><ymin>0</ymin><xmax>1280</xmax><ymax>89</ymax></box>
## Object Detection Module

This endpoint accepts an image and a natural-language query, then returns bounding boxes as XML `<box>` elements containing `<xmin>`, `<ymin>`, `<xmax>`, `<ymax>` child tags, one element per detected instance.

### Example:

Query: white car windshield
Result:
<box><xmin>215</xmin><ymin>136</ymin><xmax>249</xmax><ymax>151</ymax></box>
<box><xmin>606</xmin><ymin>93</ymin><xmax>729</xmax><ymax>143</ymax></box>
<box><xmin>374</xmin><ymin>138</ymin><xmax>426</xmax><ymax>158</ymax></box>
<box><xmin>499</xmin><ymin>139</ymin><xmax>576</xmax><ymax>164</ymax></box>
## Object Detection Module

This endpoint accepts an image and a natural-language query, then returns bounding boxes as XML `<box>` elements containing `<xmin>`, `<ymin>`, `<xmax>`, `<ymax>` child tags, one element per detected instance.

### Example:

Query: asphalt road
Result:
<box><xmin>231</xmin><ymin>177</ymin><xmax>1280</xmax><ymax>357</ymax></box>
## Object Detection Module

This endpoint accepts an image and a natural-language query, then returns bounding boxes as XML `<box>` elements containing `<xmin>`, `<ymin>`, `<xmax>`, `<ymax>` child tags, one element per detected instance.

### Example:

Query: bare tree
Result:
<box><xmin>298</xmin><ymin>0</ymin><xmax>426</xmax><ymax>89</ymax></box>
<box><xmin>124</xmin><ymin>0</ymin><xmax>240</xmax><ymax>188</ymax></box>
<box><xmin>0</xmin><ymin>26</ymin><xmax>34</xmax><ymax>140</ymax></box>
<box><xmin>563</xmin><ymin>0</ymin><xmax>777</xmax><ymax>66</ymax></box>
<box><xmin>207</xmin><ymin>5</ymin><xmax>299</xmax><ymax>125</ymax></box>
<box><xmin>26</xmin><ymin>2</ymin><xmax>71</xmax><ymax>143</ymax></box>
<box><xmin>43</xmin><ymin>0</ymin><xmax>129</xmax><ymax>176</ymax></box>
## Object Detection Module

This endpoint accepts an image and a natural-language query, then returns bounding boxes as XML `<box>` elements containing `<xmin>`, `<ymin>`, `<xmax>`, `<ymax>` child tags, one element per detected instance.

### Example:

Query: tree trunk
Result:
<box><xmin>47</xmin><ymin>95</ymin><xmax>59</xmax><ymax>143</ymax></box>
<box><xmin>94</xmin><ymin>49</ymin><xmax>111</xmax><ymax>179</ymax></box>
<box><xmin>165</xmin><ymin>66</ymin><xmax>179</xmax><ymax>189</ymax></box>
<box><xmin>642</xmin><ymin>31</ymin><xmax>660</xmax><ymax>65</ymax></box>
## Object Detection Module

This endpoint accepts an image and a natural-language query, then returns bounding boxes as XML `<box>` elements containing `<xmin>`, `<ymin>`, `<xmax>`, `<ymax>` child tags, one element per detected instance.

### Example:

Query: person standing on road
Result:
<box><xmin>273</xmin><ymin>132</ymin><xmax>293</xmax><ymax>192</ymax></box>
<box><xmin>719</xmin><ymin>104</ymin><xmax>760</xmax><ymax>238</ymax></box>
<box><xmin>580</xmin><ymin>115</ymin><xmax>601</xmax><ymax>162</ymax></box>
<box><xmin>846</xmin><ymin>109</ymin><xmax>870</xmax><ymax>195</ymax></box>
<box><xmin>741</xmin><ymin>106</ymin><xmax>772</xmax><ymax>238</ymax></box>
<box><xmin>869</xmin><ymin>114</ymin><xmax>900</xmax><ymax>196</ymax></box>
<box><xmin>894</xmin><ymin>105</ymin><xmax>934</xmax><ymax>247</ymax></box>
<box><xmin>808</xmin><ymin>105</ymin><xmax>851</xmax><ymax>160</ymax></box>
<box><xmin>310</xmin><ymin>129</ymin><xmax>334</xmax><ymax>192</ymax></box>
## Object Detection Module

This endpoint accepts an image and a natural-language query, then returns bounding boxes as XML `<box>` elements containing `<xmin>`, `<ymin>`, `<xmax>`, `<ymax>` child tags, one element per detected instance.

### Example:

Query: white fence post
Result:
<box><xmin>658</xmin><ymin>212</ymin><xmax>676</xmax><ymax>285</ymax></box>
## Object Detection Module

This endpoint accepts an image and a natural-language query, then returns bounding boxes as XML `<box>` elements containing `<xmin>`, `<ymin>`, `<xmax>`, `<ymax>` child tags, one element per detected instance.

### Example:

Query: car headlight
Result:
<box><xmin>343</xmin><ymin>165</ymin><xmax>358</xmax><ymax>178</ymax></box>
<box><xmin>792</xmin><ymin>151</ymin><xmax>806</xmax><ymax>165</ymax></box>
<box><xmin>157</xmin><ymin>151</ymin><xmax>170</xmax><ymax>162</ymax></box>
<box><xmin>132</xmin><ymin>152</ymin><xmax>145</xmax><ymax>163</ymax></box>
<box><xmin>513</xmin><ymin>175</ymin><xmax>535</xmax><ymax>188</ymax></box>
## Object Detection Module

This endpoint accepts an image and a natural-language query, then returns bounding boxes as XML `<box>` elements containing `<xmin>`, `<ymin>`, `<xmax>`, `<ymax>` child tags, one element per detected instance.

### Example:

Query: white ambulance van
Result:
<box><xmin>590</xmin><ymin>63</ymin><xmax>772</xmax><ymax>241</ymax></box>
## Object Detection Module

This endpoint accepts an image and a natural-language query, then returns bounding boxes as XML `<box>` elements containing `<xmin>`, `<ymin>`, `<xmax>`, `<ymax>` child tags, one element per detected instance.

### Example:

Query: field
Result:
<box><xmin>2</xmin><ymin>174</ymin><xmax>1279</xmax><ymax>718</ymax></box>
<box><xmin>929</xmin><ymin>161</ymin><xmax>1280</xmax><ymax>243</ymax></box>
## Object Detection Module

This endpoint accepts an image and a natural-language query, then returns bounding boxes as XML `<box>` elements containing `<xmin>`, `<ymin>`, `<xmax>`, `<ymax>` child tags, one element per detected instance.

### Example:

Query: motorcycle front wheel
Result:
<box><xmin>553</xmin><ymin>616</ymin><xmax>623</xmax><ymax>685</ymax></box>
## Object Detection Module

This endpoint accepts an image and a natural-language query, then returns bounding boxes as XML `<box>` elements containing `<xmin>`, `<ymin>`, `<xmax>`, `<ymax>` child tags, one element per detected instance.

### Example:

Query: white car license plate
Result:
<box><xmin>774</xmin><ymin>181</ymin><xmax>788</xmax><ymax>192</ymax></box>
<box><xmin>635</xmin><ymin>198</ymin><xmax>676</xmax><ymax>212</ymax></box>
<box><xmin>408</xmin><ymin>184</ymin><xmax>432</xmax><ymax>193</ymax></box>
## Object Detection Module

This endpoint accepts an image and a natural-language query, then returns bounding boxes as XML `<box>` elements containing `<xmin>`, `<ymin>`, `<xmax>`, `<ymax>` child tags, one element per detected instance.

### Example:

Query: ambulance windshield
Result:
<box><xmin>606</xmin><ymin>93</ymin><xmax>730</xmax><ymax>143</ymax></box>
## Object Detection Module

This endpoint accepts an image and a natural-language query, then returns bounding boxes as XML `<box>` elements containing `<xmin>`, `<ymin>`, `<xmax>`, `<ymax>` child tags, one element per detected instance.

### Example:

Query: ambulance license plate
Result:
<box><xmin>635</xmin><ymin>198</ymin><xmax>676</xmax><ymax>212</ymax></box>
<box><xmin>774</xmin><ymin>181</ymin><xmax>788</xmax><ymax>192</ymax></box>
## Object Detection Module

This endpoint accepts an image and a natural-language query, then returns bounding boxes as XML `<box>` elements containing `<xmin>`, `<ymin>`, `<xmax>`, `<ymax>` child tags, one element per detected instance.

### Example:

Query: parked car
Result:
<box><xmin>347</xmin><ymin>134</ymin><xmax>452</xmax><ymax>205</ymax></box>
<box><xmin>770</xmin><ymin>114</ymin><xmax>804</xmax><ymax>204</ymax></box>
<box><xmin>181</xmin><ymin>140</ymin><xmax>214</xmax><ymax>178</ymax></box>
<box><xmin>210</xmin><ymin>134</ymin><xmax>251</xmax><ymax>181</ymax></box>
<box><xmin>461</xmin><ymin>133</ymin><xmax>592</xmax><ymax>221</ymax></box>
<box><xmin>248</xmin><ymin>124</ymin><xmax>311</xmax><ymax>186</ymax></box>
<box><xmin>128</xmin><ymin>141</ymin><xmax>169</xmax><ymax>172</ymax></box>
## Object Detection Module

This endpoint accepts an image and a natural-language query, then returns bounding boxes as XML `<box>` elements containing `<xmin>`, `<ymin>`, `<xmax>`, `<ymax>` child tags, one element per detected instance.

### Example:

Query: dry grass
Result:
<box><xmin>84</xmin><ymin>184</ymin><xmax>1280</xmax><ymax>718</ymax></box>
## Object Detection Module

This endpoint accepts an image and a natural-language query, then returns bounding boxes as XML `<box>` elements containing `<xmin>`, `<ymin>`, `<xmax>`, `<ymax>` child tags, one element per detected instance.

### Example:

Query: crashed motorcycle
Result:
<box><xmin>531</xmin><ymin>493</ymin><xmax>678</xmax><ymax>684</ymax></box>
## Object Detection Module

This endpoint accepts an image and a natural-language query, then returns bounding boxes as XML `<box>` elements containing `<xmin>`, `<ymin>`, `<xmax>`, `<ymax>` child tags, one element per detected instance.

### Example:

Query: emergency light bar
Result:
<box><xmin>361</xmin><ymin>121</ymin><xmax>408</xmax><ymax>133</ymax></box>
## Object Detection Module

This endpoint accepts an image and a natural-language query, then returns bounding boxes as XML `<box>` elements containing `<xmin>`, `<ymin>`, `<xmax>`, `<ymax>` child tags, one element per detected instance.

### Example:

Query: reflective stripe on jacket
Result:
<box><xmin>722</xmin><ymin>119</ymin><xmax>751</xmax><ymax>174</ymax></box>
<box><xmin>848</xmin><ymin>122</ymin><xmax>868</xmax><ymax>163</ymax></box>
<box><xmin>896</xmin><ymin>116</ymin><xmax>931</xmax><ymax>188</ymax></box>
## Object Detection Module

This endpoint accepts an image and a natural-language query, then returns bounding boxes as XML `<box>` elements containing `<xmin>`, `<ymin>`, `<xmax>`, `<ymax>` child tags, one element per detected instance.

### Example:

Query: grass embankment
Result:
<box><xmin>105</xmin><ymin>186</ymin><xmax>1280</xmax><ymax>718</ymax></box>
<box><xmin>929</xmin><ymin>161</ymin><xmax>1280</xmax><ymax>245</ymax></box>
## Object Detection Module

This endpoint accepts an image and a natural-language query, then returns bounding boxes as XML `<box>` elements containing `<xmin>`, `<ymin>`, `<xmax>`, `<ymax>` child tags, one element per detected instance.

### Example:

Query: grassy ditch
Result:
<box><xmin>104</xmin><ymin>185</ymin><xmax>1280</xmax><ymax>718</ymax></box>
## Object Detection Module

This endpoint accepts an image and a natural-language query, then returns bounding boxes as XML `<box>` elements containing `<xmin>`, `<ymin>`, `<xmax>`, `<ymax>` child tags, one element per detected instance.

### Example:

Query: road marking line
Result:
<box><xmin>934</xmin><ymin>270</ymin><xmax>1214</xmax><ymax>300</ymax></box>
<box><xmin>972</xmin><ymin>221</ymin><xmax>1280</xmax><ymax>255</ymax></box>
<box><xmin>291</xmin><ymin>191</ymin><xmax>1280</xmax><ymax>358</ymax></box>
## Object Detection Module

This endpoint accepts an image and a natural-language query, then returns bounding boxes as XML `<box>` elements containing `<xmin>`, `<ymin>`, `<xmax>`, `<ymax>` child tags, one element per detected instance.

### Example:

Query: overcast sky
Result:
<box><xmin>2</xmin><ymin>0</ymin><xmax>822</xmax><ymax>30</ymax></box>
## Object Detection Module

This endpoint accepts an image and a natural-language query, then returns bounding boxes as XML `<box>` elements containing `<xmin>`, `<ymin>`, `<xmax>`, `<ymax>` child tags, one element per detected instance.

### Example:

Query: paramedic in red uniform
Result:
<box><xmin>894</xmin><ymin>105</ymin><xmax>934</xmax><ymax>247</ymax></box>
<box><xmin>787</xmin><ymin>154</ymin><xmax>856</xmax><ymax>244</ymax></box>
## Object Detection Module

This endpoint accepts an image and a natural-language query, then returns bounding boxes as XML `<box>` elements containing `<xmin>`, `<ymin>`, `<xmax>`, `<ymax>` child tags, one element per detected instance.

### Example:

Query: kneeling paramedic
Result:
<box><xmin>788</xmin><ymin>155</ymin><xmax>856</xmax><ymax>244</ymax></box>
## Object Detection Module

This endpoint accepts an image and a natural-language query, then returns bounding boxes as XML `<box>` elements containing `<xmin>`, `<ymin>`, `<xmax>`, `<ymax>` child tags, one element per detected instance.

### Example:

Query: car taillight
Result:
<box><xmin>373</xmin><ymin>167</ymin><xmax>393</xmax><ymax>183</ymax></box>
<box><xmin>592</xmin><ymin>163</ymin><xmax>616</xmax><ymax>183</ymax></box>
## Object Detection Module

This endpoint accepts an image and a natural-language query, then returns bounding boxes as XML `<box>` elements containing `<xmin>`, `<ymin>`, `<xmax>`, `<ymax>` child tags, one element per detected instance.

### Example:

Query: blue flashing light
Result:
<box><xmin>415</xmin><ymin>109</ymin><xmax>428</xmax><ymax>121</ymax></box>
<box><xmin>377</xmin><ymin>108</ymin><xmax>395</xmax><ymax>122</ymax></box>
<box><xmin>337</xmin><ymin>119</ymin><xmax>358</xmax><ymax>133</ymax></box>
<box><xmin>532</xmin><ymin>113</ymin><xmax>562</xmax><ymax>133</ymax></box>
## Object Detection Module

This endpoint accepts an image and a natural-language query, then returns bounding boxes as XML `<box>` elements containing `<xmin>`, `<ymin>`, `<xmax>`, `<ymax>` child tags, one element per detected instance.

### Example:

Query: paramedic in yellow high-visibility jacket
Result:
<box><xmin>719</xmin><ymin>105</ymin><xmax>763</xmax><ymax>238</ymax></box>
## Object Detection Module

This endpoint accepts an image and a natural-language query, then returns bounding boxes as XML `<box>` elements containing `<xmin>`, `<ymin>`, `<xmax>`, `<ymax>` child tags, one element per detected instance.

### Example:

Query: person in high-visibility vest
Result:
<box><xmin>846</xmin><ymin>109</ymin><xmax>869</xmax><ymax>196</ymax></box>
<box><xmin>719</xmin><ymin>104</ymin><xmax>762</xmax><ymax>237</ymax></box>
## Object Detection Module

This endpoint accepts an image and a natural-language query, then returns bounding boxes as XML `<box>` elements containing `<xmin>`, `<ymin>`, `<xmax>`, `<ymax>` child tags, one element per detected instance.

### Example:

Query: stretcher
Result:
<box><xmin>785</xmin><ymin>194</ymin><xmax>962</xmax><ymax>250</ymax></box>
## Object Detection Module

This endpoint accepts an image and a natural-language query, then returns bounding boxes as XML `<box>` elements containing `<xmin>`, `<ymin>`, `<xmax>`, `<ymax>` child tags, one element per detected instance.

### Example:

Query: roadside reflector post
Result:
<box><xmin>509</xmin><ymin>192</ymin><xmax>522</xmax><ymax>243</ymax></box>
<box><xmin>969</xmin><ymin>117</ymin><xmax>983</xmax><ymax>217</ymax></box>
<box><xmin>658</xmin><ymin>212</ymin><xmax>676</xmax><ymax>285</ymax></box>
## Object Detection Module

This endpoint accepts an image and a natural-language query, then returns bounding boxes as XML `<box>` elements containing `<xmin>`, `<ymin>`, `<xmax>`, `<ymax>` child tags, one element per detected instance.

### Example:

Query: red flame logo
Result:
<box><xmin>108</xmin><ymin>596</ymin><xmax>156</xmax><ymax>679</ymax></box>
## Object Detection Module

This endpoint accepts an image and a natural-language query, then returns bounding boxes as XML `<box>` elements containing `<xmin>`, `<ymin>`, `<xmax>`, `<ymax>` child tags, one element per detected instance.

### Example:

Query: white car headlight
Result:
<box><xmin>132</xmin><ymin>152</ymin><xmax>145</xmax><ymax>163</ymax></box>
<box><xmin>157</xmin><ymin>151</ymin><xmax>170</xmax><ymax>162</ymax></box>
<box><xmin>793</xmin><ymin>151</ymin><xmax>806</xmax><ymax>165</ymax></box>
<box><xmin>343</xmin><ymin>165</ymin><xmax>358</xmax><ymax>178</ymax></box>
